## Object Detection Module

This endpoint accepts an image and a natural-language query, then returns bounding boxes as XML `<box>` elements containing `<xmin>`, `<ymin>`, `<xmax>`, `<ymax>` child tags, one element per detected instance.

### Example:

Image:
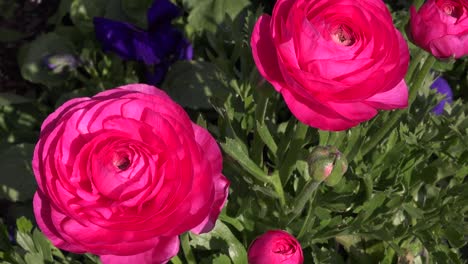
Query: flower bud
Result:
<box><xmin>307</xmin><ymin>146</ymin><xmax>348</xmax><ymax>186</ymax></box>
<box><xmin>43</xmin><ymin>54</ymin><xmax>79</xmax><ymax>74</ymax></box>
<box><xmin>248</xmin><ymin>230</ymin><xmax>303</xmax><ymax>264</ymax></box>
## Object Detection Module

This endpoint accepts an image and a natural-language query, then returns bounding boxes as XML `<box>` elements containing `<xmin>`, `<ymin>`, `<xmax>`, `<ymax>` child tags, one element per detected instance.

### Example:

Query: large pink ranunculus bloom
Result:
<box><xmin>251</xmin><ymin>0</ymin><xmax>410</xmax><ymax>131</ymax></box>
<box><xmin>248</xmin><ymin>230</ymin><xmax>303</xmax><ymax>264</ymax></box>
<box><xmin>32</xmin><ymin>84</ymin><xmax>229</xmax><ymax>264</ymax></box>
<box><xmin>409</xmin><ymin>0</ymin><xmax>468</xmax><ymax>59</ymax></box>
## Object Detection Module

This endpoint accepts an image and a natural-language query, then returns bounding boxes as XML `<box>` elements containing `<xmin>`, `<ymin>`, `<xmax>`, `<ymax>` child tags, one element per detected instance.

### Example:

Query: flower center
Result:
<box><xmin>273</xmin><ymin>240</ymin><xmax>296</xmax><ymax>255</ymax></box>
<box><xmin>331</xmin><ymin>25</ymin><xmax>355</xmax><ymax>46</ymax></box>
<box><xmin>113</xmin><ymin>153</ymin><xmax>130</xmax><ymax>171</ymax></box>
<box><xmin>437</xmin><ymin>0</ymin><xmax>462</xmax><ymax>18</ymax></box>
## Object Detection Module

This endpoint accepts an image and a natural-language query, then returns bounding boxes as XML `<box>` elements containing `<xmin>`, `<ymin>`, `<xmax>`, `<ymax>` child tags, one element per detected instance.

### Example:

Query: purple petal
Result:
<box><xmin>147</xmin><ymin>0</ymin><xmax>181</xmax><ymax>30</ymax></box>
<box><xmin>93</xmin><ymin>17</ymin><xmax>160</xmax><ymax>64</ymax></box>
<box><xmin>148</xmin><ymin>26</ymin><xmax>192</xmax><ymax>62</ymax></box>
<box><xmin>430</xmin><ymin>77</ymin><xmax>453</xmax><ymax>115</ymax></box>
<box><xmin>178</xmin><ymin>38</ymin><xmax>193</xmax><ymax>60</ymax></box>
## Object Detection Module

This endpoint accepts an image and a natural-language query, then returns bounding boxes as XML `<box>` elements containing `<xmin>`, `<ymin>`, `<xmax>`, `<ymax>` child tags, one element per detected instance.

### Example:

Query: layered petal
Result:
<box><xmin>251</xmin><ymin>15</ymin><xmax>285</xmax><ymax>91</ymax></box>
<box><xmin>248</xmin><ymin>230</ymin><xmax>303</xmax><ymax>264</ymax></box>
<box><xmin>409</xmin><ymin>0</ymin><xmax>468</xmax><ymax>58</ymax></box>
<box><xmin>251</xmin><ymin>0</ymin><xmax>410</xmax><ymax>131</ymax></box>
<box><xmin>32</xmin><ymin>84</ymin><xmax>229</xmax><ymax>261</ymax></box>
<box><xmin>100</xmin><ymin>236</ymin><xmax>179</xmax><ymax>264</ymax></box>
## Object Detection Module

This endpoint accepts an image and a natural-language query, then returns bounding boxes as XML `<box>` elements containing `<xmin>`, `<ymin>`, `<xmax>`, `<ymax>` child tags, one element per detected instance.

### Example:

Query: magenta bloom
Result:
<box><xmin>251</xmin><ymin>0</ymin><xmax>410</xmax><ymax>131</ymax></box>
<box><xmin>430</xmin><ymin>77</ymin><xmax>453</xmax><ymax>115</ymax></box>
<box><xmin>32</xmin><ymin>84</ymin><xmax>229</xmax><ymax>264</ymax></box>
<box><xmin>409</xmin><ymin>0</ymin><xmax>468</xmax><ymax>59</ymax></box>
<box><xmin>248</xmin><ymin>230</ymin><xmax>303</xmax><ymax>264</ymax></box>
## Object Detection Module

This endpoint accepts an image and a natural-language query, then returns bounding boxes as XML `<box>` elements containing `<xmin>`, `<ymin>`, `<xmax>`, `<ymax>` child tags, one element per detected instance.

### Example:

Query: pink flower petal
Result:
<box><xmin>281</xmin><ymin>88</ymin><xmax>358</xmax><ymax>131</ymax></box>
<box><xmin>100</xmin><ymin>236</ymin><xmax>179</xmax><ymax>264</ymax></box>
<box><xmin>365</xmin><ymin>79</ymin><xmax>408</xmax><ymax>110</ymax></box>
<box><xmin>251</xmin><ymin>15</ymin><xmax>285</xmax><ymax>91</ymax></box>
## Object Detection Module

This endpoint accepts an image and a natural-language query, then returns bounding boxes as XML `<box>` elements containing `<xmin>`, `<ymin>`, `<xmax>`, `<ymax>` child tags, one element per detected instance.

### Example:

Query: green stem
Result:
<box><xmin>271</xmin><ymin>171</ymin><xmax>286</xmax><ymax>208</ymax></box>
<box><xmin>405</xmin><ymin>50</ymin><xmax>425</xmax><ymax>84</ymax></box>
<box><xmin>289</xmin><ymin>180</ymin><xmax>322</xmax><ymax>224</ymax></box>
<box><xmin>297</xmin><ymin>199</ymin><xmax>315</xmax><ymax>240</ymax></box>
<box><xmin>360</xmin><ymin>112</ymin><xmax>401</xmax><ymax>157</ymax></box>
<box><xmin>180</xmin><ymin>233</ymin><xmax>197</xmax><ymax>264</ymax></box>
<box><xmin>255</xmin><ymin>89</ymin><xmax>270</xmax><ymax>123</ymax></box>
<box><xmin>409</xmin><ymin>55</ymin><xmax>436</xmax><ymax>105</ymax></box>
<box><xmin>360</xmin><ymin>54</ymin><xmax>435</xmax><ymax>157</ymax></box>
<box><xmin>171</xmin><ymin>256</ymin><xmax>183</xmax><ymax>264</ymax></box>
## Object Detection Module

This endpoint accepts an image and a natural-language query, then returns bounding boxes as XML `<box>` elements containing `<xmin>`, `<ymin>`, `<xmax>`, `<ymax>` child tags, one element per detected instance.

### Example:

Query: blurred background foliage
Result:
<box><xmin>0</xmin><ymin>0</ymin><xmax>467</xmax><ymax>263</ymax></box>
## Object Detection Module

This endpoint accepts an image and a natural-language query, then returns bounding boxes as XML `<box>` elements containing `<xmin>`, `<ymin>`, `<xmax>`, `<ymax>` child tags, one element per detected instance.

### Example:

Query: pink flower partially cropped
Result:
<box><xmin>32</xmin><ymin>84</ymin><xmax>229</xmax><ymax>264</ymax></box>
<box><xmin>248</xmin><ymin>230</ymin><xmax>303</xmax><ymax>264</ymax></box>
<box><xmin>251</xmin><ymin>0</ymin><xmax>410</xmax><ymax>131</ymax></box>
<box><xmin>409</xmin><ymin>0</ymin><xmax>468</xmax><ymax>59</ymax></box>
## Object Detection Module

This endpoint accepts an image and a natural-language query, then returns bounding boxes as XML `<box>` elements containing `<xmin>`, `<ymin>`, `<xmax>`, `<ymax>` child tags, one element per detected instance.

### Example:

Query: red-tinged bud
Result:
<box><xmin>307</xmin><ymin>146</ymin><xmax>348</xmax><ymax>186</ymax></box>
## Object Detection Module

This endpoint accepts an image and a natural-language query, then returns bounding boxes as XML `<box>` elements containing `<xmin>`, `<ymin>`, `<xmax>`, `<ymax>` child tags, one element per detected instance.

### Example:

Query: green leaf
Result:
<box><xmin>162</xmin><ymin>61</ymin><xmax>229</xmax><ymax>109</ymax></box>
<box><xmin>221</xmin><ymin>138</ymin><xmax>271</xmax><ymax>183</ymax></box>
<box><xmin>318</xmin><ymin>130</ymin><xmax>330</xmax><ymax>146</ymax></box>
<box><xmin>70</xmin><ymin>0</ymin><xmax>107</xmax><ymax>32</ymax></box>
<box><xmin>19</xmin><ymin>33</ymin><xmax>75</xmax><ymax>86</ymax></box>
<box><xmin>24</xmin><ymin>253</ymin><xmax>44</xmax><ymax>264</ymax></box>
<box><xmin>32</xmin><ymin>229</ymin><xmax>53</xmax><ymax>262</ymax></box>
<box><xmin>443</xmin><ymin>225</ymin><xmax>465</xmax><ymax>248</ymax></box>
<box><xmin>0</xmin><ymin>93</ymin><xmax>31</xmax><ymax>106</ymax></box>
<box><xmin>219</xmin><ymin>213</ymin><xmax>244</xmax><ymax>232</ymax></box>
<box><xmin>212</xmin><ymin>254</ymin><xmax>232</xmax><ymax>264</ymax></box>
<box><xmin>180</xmin><ymin>233</ymin><xmax>196</xmax><ymax>264</ymax></box>
<box><xmin>16</xmin><ymin>217</ymin><xmax>33</xmax><ymax>235</ymax></box>
<box><xmin>402</xmin><ymin>203</ymin><xmax>424</xmax><ymax>220</ymax></box>
<box><xmin>354</xmin><ymin>192</ymin><xmax>386</xmax><ymax>222</ymax></box>
<box><xmin>121</xmin><ymin>0</ymin><xmax>153</xmax><ymax>28</ymax></box>
<box><xmin>185</xmin><ymin>0</ymin><xmax>250</xmax><ymax>33</ymax></box>
<box><xmin>0</xmin><ymin>144</ymin><xmax>36</xmax><ymax>202</ymax></box>
<box><xmin>255</xmin><ymin>121</ymin><xmax>277</xmax><ymax>154</ymax></box>
<box><xmin>278</xmin><ymin>122</ymin><xmax>308</xmax><ymax>184</ymax></box>
<box><xmin>47</xmin><ymin>0</ymin><xmax>73</xmax><ymax>25</ymax></box>
<box><xmin>190</xmin><ymin>221</ymin><xmax>247</xmax><ymax>264</ymax></box>
<box><xmin>16</xmin><ymin>232</ymin><xmax>35</xmax><ymax>253</ymax></box>
<box><xmin>312</xmin><ymin>246</ymin><xmax>345</xmax><ymax>264</ymax></box>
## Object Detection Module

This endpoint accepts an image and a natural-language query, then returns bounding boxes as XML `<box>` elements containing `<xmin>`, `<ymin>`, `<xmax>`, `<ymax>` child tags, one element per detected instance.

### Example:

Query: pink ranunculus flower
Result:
<box><xmin>32</xmin><ymin>84</ymin><xmax>229</xmax><ymax>264</ymax></box>
<box><xmin>409</xmin><ymin>0</ymin><xmax>468</xmax><ymax>59</ymax></box>
<box><xmin>248</xmin><ymin>230</ymin><xmax>304</xmax><ymax>264</ymax></box>
<box><xmin>251</xmin><ymin>0</ymin><xmax>410</xmax><ymax>131</ymax></box>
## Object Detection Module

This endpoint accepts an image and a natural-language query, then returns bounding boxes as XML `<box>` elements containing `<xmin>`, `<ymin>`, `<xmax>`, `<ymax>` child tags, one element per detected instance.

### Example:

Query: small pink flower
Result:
<box><xmin>250</xmin><ymin>0</ymin><xmax>409</xmax><ymax>131</ymax></box>
<box><xmin>32</xmin><ymin>84</ymin><xmax>229</xmax><ymax>264</ymax></box>
<box><xmin>409</xmin><ymin>0</ymin><xmax>468</xmax><ymax>59</ymax></box>
<box><xmin>248</xmin><ymin>230</ymin><xmax>303</xmax><ymax>264</ymax></box>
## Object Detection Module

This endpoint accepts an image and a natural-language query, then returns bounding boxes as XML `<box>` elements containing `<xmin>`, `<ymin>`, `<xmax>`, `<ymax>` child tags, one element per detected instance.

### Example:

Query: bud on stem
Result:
<box><xmin>307</xmin><ymin>146</ymin><xmax>348</xmax><ymax>186</ymax></box>
<box><xmin>288</xmin><ymin>146</ymin><xmax>348</xmax><ymax>222</ymax></box>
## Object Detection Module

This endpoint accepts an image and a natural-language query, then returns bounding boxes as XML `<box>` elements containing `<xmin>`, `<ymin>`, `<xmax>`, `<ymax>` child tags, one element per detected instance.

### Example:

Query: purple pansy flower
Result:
<box><xmin>93</xmin><ymin>0</ymin><xmax>192</xmax><ymax>84</ymax></box>
<box><xmin>430</xmin><ymin>77</ymin><xmax>453</xmax><ymax>115</ymax></box>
